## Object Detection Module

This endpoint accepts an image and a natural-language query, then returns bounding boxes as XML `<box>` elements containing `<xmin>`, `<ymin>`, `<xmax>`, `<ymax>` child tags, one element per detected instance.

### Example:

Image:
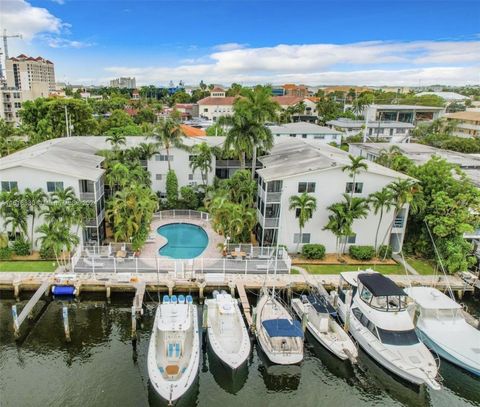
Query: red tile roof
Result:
<box><xmin>211</xmin><ymin>86</ymin><xmax>225</xmax><ymax>92</ymax></box>
<box><xmin>180</xmin><ymin>124</ymin><xmax>206</xmax><ymax>137</ymax></box>
<box><xmin>272</xmin><ymin>96</ymin><xmax>303</xmax><ymax>106</ymax></box>
<box><xmin>197</xmin><ymin>96</ymin><xmax>238</xmax><ymax>106</ymax></box>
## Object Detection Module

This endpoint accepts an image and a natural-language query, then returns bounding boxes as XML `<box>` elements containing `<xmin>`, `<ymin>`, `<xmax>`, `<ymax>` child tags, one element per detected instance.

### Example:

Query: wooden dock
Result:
<box><xmin>235</xmin><ymin>282</ymin><xmax>253</xmax><ymax>328</ymax></box>
<box><xmin>12</xmin><ymin>279</ymin><xmax>51</xmax><ymax>337</ymax></box>
<box><xmin>133</xmin><ymin>281</ymin><xmax>146</xmax><ymax>316</ymax></box>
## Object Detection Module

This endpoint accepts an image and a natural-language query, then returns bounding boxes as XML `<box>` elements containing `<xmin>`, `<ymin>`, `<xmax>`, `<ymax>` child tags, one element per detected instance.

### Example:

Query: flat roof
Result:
<box><xmin>267</xmin><ymin>122</ymin><xmax>341</xmax><ymax>135</ymax></box>
<box><xmin>369</xmin><ymin>104</ymin><xmax>445</xmax><ymax>111</ymax></box>
<box><xmin>257</xmin><ymin>138</ymin><xmax>411</xmax><ymax>182</ymax></box>
<box><xmin>327</xmin><ymin>119</ymin><xmax>414</xmax><ymax>129</ymax></box>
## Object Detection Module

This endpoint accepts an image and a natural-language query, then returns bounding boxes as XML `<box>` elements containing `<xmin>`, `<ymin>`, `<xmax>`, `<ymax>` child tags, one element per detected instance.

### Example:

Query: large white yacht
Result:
<box><xmin>292</xmin><ymin>293</ymin><xmax>358</xmax><ymax>362</ymax></box>
<box><xmin>333</xmin><ymin>271</ymin><xmax>441</xmax><ymax>390</ymax></box>
<box><xmin>406</xmin><ymin>286</ymin><xmax>480</xmax><ymax>376</ymax></box>
<box><xmin>205</xmin><ymin>290</ymin><xmax>251</xmax><ymax>369</ymax></box>
<box><xmin>148</xmin><ymin>294</ymin><xmax>200</xmax><ymax>403</ymax></box>
<box><xmin>255</xmin><ymin>290</ymin><xmax>304</xmax><ymax>365</ymax></box>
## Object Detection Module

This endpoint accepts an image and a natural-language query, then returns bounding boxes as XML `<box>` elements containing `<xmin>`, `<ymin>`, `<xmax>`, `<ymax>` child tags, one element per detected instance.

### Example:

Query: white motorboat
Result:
<box><xmin>333</xmin><ymin>271</ymin><xmax>441</xmax><ymax>390</ymax></box>
<box><xmin>292</xmin><ymin>294</ymin><xmax>358</xmax><ymax>362</ymax></box>
<box><xmin>148</xmin><ymin>294</ymin><xmax>200</xmax><ymax>404</ymax></box>
<box><xmin>405</xmin><ymin>286</ymin><xmax>480</xmax><ymax>376</ymax></box>
<box><xmin>205</xmin><ymin>290</ymin><xmax>251</xmax><ymax>369</ymax></box>
<box><xmin>255</xmin><ymin>290</ymin><xmax>304</xmax><ymax>365</ymax></box>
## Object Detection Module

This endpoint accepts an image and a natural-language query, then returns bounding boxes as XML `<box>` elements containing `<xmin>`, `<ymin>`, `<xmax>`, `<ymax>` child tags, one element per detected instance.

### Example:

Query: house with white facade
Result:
<box><xmin>326</xmin><ymin>118</ymin><xmax>414</xmax><ymax>142</ymax></box>
<box><xmin>256</xmin><ymin>139</ymin><xmax>411</xmax><ymax>253</ymax></box>
<box><xmin>267</xmin><ymin>122</ymin><xmax>342</xmax><ymax>144</ymax></box>
<box><xmin>362</xmin><ymin>104</ymin><xmax>445</xmax><ymax>124</ymax></box>
<box><xmin>0</xmin><ymin>138</ymin><xmax>106</xmax><ymax>247</ymax></box>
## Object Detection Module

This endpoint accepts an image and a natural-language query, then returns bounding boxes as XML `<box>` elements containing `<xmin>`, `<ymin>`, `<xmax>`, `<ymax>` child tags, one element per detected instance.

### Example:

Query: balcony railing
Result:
<box><xmin>393</xmin><ymin>216</ymin><xmax>405</xmax><ymax>229</ymax></box>
<box><xmin>266</xmin><ymin>192</ymin><xmax>282</xmax><ymax>203</ymax></box>
<box><xmin>79</xmin><ymin>192</ymin><xmax>95</xmax><ymax>201</ymax></box>
<box><xmin>264</xmin><ymin>217</ymin><xmax>279</xmax><ymax>228</ymax></box>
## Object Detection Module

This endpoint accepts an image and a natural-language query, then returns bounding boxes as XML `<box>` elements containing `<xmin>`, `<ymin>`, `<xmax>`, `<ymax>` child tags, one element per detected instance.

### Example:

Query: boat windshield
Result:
<box><xmin>360</xmin><ymin>285</ymin><xmax>407</xmax><ymax>312</ymax></box>
<box><xmin>377</xmin><ymin>328</ymin><xmax>419</xmax><ymax>346</ymax></box>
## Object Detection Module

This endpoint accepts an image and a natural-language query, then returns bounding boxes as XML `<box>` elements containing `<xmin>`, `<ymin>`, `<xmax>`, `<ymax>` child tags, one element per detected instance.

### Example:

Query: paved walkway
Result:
<box><xmin>392</xmin><ymin>254</ymin><xmax>419</xmax><ymax>275</ymax></box>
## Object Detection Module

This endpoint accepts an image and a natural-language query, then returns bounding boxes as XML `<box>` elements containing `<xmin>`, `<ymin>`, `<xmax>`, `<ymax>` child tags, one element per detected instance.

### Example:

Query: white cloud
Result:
<box><xmin>104</xmin><ymin>39</ymin><xmax>480</xmax><ymax>86</ymax></box>
<box><xmin>44</xmin><ymin>37</ymin><xmax>94</xmax><ymax>49</ymax></box>
<box><xmin>0</xmin><ymin>0</ymin><xmax>64</xmax><ymax>40</ymax></box>
<box><xmin>50</xmin><ymin>0</ymin><xmax>65</xmax><ymax>4</ymax></box>
<box><xmin>213</xmin><ymin>43</ymin><xmax>248</xmax><ymax>52</ymax></box>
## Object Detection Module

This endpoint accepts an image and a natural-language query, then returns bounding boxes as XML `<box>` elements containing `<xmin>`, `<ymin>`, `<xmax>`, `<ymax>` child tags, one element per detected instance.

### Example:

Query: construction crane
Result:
<box><xmin>0</xmin><ymin>29</ymin><xmax>23</xmax><ymax>80</ymax></box>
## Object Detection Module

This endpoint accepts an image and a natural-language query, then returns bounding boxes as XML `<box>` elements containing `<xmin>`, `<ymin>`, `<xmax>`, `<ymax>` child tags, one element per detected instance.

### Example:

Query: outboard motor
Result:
<box><xmin>212</xmin><ymin>290</ymin><xmax>220</xmax><ymax>299</ymax></box>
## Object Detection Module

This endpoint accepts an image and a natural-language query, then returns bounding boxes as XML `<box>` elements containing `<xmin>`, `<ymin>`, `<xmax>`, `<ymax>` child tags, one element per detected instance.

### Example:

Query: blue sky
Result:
<box><xmin>2</xmin><ymin>0</ymin><xmax>480</xmax><ymax>86</ymax></box>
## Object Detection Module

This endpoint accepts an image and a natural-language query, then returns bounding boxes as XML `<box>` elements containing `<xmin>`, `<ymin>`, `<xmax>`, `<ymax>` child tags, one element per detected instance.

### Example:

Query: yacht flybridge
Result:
<box><xmin>148</xmin><ymin>295</ymin><xmax>200</xmax><ymax>403</ymax></box>
<box><xmin>333</xmin><ymin>271</ymin><xmax>441</xmax><ymax>390</ymax></box>
<box><xmin>406</xmin><ymin>286</ymin><xmax>480</xmax><ymax>376</ymax></box>
<box><xmin>205</xmin><ymin>291</ymin><xmax>251</xmax><ymax>369</ymax></box>
<box><xmin>255</xmin><ymin>290</ymin><xmax>304</xmax><ymax>365</ymax></box>
<box><xmin>292</xmin><ymin>294</ymin><xmax>358</xmax><ymax>362</ymax></box>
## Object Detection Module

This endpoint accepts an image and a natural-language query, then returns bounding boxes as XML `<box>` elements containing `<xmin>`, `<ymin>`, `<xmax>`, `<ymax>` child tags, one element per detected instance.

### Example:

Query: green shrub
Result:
<box><xmin>378</xmin><ymin>245</ymin><xmax>393</xmax><ymax>259</ymax></box>
<box><xmin>39</xmin><ymin>245</ymin><xmax>55</xmax><ymax>260</ymax></box>
<box><xmin>301</xmin><ymin>244</ymin><xmax>326</xmax><ymax>260</ymax></box>
<box><xmin>349</xmin><ymin>245</ymin><xmax>375</xmax><ymax>261</ymax></box>
<box><xmin>0</xmin><ymin>246</ymin><xmax>12</xmax><ymax>260</ymax></box>
<box><xmin>179</xmin><ymin>186</ymin><xmax>199</xmax><ymax>210</ymax></box>
<box><xmin>0</xmin><ymin>233</ymin><xmax>8</xmax><ymax>249</ymax></box>
<box><xmin>12</xmin><ymin>238</ymin><xmax>31</xmax><ymax>256</ymax></box>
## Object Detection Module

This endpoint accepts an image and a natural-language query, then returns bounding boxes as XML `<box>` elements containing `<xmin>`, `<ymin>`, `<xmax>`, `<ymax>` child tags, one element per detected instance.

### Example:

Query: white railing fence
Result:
<box><xmin>154</xmin><ymin>210</ymin><xmax>209</xmax><ymax>221</ymax></box>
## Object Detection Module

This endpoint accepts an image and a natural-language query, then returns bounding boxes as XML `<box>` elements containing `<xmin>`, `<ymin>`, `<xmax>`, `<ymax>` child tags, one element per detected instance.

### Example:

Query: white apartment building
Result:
<box><xmin>0</xmin><ymin>88</ymin><xmax>24</xmax><ymax>126</ymax></box>
<box><xmin>256</xmin><ymin>139</ymin><xmax>411</xmax><ymax>253</ymax></box>
<box><xmin>362</xmin><ymin>104</ymin><xmax>445</xmax><ymax>124</ymax></box>
<box><xmin>110</xmin><ymin>77</ymin><xmax>137</xmax><ymax>89</ymax></box>
<box><xmin>0</xmin><ymin>139</ymin><xmax>106</xmax><ymax>248</ymax></box>
<box><xmin>267</xmin><ymin>122</ymin><xmax>342</xmax><ymax>144</ymax></box>
<box><xmin>326</xmin><ymin>118</ymin><xmax>414</xmax><ymax>143</ymax></box>
<box><xmin>6</xmin><ymin>54</ymin><xmax>55</xmax><ymax>94</ymax></box>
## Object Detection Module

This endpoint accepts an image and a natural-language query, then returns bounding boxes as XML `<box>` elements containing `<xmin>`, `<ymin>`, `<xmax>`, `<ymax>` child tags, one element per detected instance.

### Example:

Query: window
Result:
<box><xmin>1</xmin><ymin>181</ymin><xmax>18</xmax><ymax>191</ymax></box>
<box><xmin>345</xmin><ymin>182</ymin><xmax>363</xmax><ymax>193</ymax></box>
<box><xmin>298</xmin><ymin>182</ymin><xmax>315</xmax><ymax>193</ymax></box>
<box><xmin>341</xmin><ymin>234</ymin><xmax>356</xmax><ymax>244</ymax></box>
<box><xmin>302</xmin><ymin>134</ymin><xmax>307</xmax><ymax>139</ymax></box>
<box><xmin>155</xmin><ymin>174</ymin><xmax>163</xmax><ymax>180</ymax></box>
<box><xmin>289</xmin><ymin>134</ymin><xmax>296</xmax><ymax>138</ymax></box>
<box><xmin>295</xmin><ymin>208</ymin><xmax>301</xmax><ymax>218</ymax></box>
<box><xmin>376</xmin><ymin>328</ymin><xmax>419</xmax><ymax>346</ymax></box>
<box><xmin>155</xmin><ymin>154</ymin><xmax>173</xmax><ymax>162</ymax></box>
<box><xmin>293</xmin><ymin>233</ymin><xmax>310</xmax><ymax>244</ymax></box>
<box><xmin>188</xmin><ymin>174</ymin><xmax>194</xmax><ymax>180</ymax></box>
<box><xmin>360</xmin><ymin>286</ymin><xmax>373</xmax><ymax>304</ymax></box>
<box><xmin>47</xmin><ymin>181</ymin><xmax>64</xmax><ymax>192</ymax></box>
<box><xmin>313</xmin><ymin>135</ymin><xmax>325</xmax><ymax>140</ymax></box>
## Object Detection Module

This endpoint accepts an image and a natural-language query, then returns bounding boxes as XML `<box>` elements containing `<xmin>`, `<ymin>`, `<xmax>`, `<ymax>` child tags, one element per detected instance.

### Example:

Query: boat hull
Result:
<box><xmin>416</xmin><ymin>328</ymin><xmax>480</xmax><ymax>377</ymax></box>
<box><xmin>148</xmin><ymin>305</ymin><xmax>200</xmax><ymax>403</ymax></box>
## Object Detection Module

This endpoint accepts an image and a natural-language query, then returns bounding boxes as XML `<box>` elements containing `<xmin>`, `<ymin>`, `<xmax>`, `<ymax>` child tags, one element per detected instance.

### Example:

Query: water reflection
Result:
<box><xmin>356</xmin><ymin>348</ymin><xmax>430</xmax><ymax>407</ymax></box>
<box><xmin>148</xmin><ymin>377</ymin><xmax>200</xmax><ymax>407</ymax></box>
<box><xmin>256</xmin><ymin>343</ymin><xmax>301</xmax><ymax>392</ymax></box>
<box><xmin>440</xmin><ymin>358</ymin><xmax>480</xmax><ymax>405</ymax></box>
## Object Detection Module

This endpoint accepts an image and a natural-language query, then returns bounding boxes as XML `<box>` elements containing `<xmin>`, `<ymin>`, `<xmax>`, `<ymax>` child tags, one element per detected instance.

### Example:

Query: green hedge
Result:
<box><xmin>378</xmin><ymin>245</ymin><xmax>393</xmax><ymax>259</ymax></box>
<box><xmin>0</xmin><ymin>247</ymin><xmax>12</xmax><ymax>260</ymax></box>
<box><xmin>349</xmin><ymin>245</ymin><xmax>375</xmax><ymax>260</ymax></box>
<box><xmin>39</xmin><ymin>245</ymin><xmax>55</xmax><ymax>260</ymax></box>
<box><xmin>301</xmin><ymin>244</ymin><xmax>326</xmax><ymax>260</ymax></box>
<box><xmin>12</xmin><ymin>238</ymin><xmax>31</xmax><ymax>256</ymax></box>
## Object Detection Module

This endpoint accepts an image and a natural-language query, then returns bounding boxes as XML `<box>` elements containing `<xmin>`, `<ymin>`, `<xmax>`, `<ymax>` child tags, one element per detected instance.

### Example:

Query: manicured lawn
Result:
<box><xmin>0</xmin><ymin>261</ymin><xmax>58</xmax><ymax>272</ymax></box>
<box><xmin>406</xmin><ymin>257</ymin><xmax>437</xmax><ymax>275</ymax></box>
<box><xmin>301</xmin><ymin>263</ymin><xmax>405</xmax><ymax>275</ymax></box>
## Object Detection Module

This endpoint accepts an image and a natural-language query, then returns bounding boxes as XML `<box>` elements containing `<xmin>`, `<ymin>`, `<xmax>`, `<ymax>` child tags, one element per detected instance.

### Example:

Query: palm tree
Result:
<box><xmin>136</xmin><ymin>142</ymin><xmax>158</xmax><ymax>161</ymax></box>
<box><xmin>0</xmin><ymin>189</ymin><xmax>28</xmax><ymax>240</ymax></box>
<box><xmin>189</xmin><ymin>142</ymin><xmax>213</xmax><ymax>186</ymax></box>
<box><xmin>341</xmin><ymin>193</ymin><xmax>369</xmax><ymax>253</ymax></box>
<box><xmin>24</xmin><ymin>188</ymin><xmax>47</xmax><ymax>252</ymax></box>
<box><xmin>149</xmin><ymin>118</ymin><xmax>185</xmax><ymax>171</ymax></box>
<box><xmin>234</xmin><ymin>88</ymin><xmax>279</xmax><ymax>178</ymax></box>
<box><xmin>342</xmin><ymin>155</ymin><xmax>368</xmax><ymax>201</ymax></box>
<box><xmin>323</xmin><ymin>202</ymin><xmax>351</xmax><ymax>258</ymax></box>
<box><xmin>105</xmin><ymin>162</ymin><xmax>130</xmax><ymax>193</ymax></box>
<box><xmin>368</xmin><ymin>187</ymin><xmax>395</xmax><ymax>253</ymax></box>
<box><xmin>36</xmin><ymin>222</ymin><xmax>79</xmax><ymax>269</ymax></box>
<box><xmin>221</xmin><ymin>112</ymin><xmax>255</xmax><ymax>170</ymax></box>
<box><xmin>289</xmin><ymin>193</ymin><xmax>317</xmax><ymax>252</ymax></box>
<box><xmin>106</xmin><ymin>133</ymin><xmax>127</xmax><ymax>150</ymax></box>
<box><xmin>72</xmin><ymin>201</ymin><xmax>96</xmax><ymax>238</ymax></box>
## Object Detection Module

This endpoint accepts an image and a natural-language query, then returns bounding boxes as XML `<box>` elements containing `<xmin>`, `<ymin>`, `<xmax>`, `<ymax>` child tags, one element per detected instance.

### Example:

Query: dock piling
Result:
<box><xmin>12</xmin><ymin>305</ymin><xmax>19</xmax><ymax>337</ymax></box>
<box><xmin>131</xmin><ymin>306</ymin><xmax>137</xmax><ymax>340</ymax></box>
<box><xmin>63</xmin><ymin>306</ymin><xmax>71</xmax><ymax>342</ymax></box>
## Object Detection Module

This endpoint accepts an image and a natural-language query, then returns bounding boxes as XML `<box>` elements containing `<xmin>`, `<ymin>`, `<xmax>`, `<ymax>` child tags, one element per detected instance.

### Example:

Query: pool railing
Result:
<box><xmin>72</xmin><ymin>246</ymin><xmax>292</xmax><ymax>276</ymax></box>
<box><xmin>154</xmin><ymin>210</ymin><xmax>209</xmax><ymax>221</ymax></box>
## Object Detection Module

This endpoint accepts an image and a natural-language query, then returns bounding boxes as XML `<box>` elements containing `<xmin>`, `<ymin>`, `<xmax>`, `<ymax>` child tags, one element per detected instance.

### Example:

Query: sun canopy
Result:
<box><xmin>358</xmin><ymin>273</ymin><xmax>405</xmax><ymax>297</ymax></box>
<box><xmin>262</xmin><ymin>319</ymin><xmax>304</xmax><ymax>338</ymax></box>
<box><xmin>306</xmin><ymin>294</ymin><xmax>337</xmax><ymax>317</ymax></box>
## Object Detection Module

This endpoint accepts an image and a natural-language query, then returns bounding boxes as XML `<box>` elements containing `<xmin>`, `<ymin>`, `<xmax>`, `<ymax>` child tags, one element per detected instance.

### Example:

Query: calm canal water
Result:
<box><xmin>1</xmin><ymin>291</ymin><xmax>479</xmax><ymax>407</ymax></box>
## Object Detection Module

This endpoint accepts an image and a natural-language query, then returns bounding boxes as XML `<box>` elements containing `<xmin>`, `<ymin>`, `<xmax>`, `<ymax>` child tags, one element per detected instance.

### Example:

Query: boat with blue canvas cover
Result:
<box><xmin>255</xmin><ymin>290</ymin><xmax>304</xmax><ymax>365</ymax></box>
<box><xmin>406</xmin><ymin>286</ymin><xmax>480</xmax><ymax>376</ymax></box>
<box><xmin>148</xmin><ymin>295</ymin><xmax>200</xmax><ymax>404</ymax></box>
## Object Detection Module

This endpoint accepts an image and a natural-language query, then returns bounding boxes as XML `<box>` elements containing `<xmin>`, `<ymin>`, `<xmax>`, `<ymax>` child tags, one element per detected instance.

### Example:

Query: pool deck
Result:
<box><xmin>140</xmin><ymin>217</ymin><xmax>224</xmax><ymax>262</ymax></box>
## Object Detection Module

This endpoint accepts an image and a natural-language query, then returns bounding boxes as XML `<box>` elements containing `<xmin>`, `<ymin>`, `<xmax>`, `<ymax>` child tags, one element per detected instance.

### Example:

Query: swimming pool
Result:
<box><xmin>157</xmin><ymin>223</ymin><xmax>209</xmax><ymax>259</ymax></box>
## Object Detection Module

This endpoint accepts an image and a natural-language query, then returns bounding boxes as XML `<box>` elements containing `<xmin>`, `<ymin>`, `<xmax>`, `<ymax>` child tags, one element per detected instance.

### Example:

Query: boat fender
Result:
<box><xmin>178</xmin><ymin>295</ymin><xmax>185</xmax><ymax>304</ymax></box>
<box><xmin>213</xmin><ymin>290</ymin><xmax>219</xmax><ymax>298</ymax></box>
<box><xmin>163</xmin><ymin>295</ymin><xmax>170</xmax><ymax>304</ymax></box>
<box><xmin>186</xmin><ymin>295</ymin><xmax>193</xmax><ymax>304</ymax></box>
<box><xmin>170</xmin><ymin>295</ymin><xmax>178</xmax><ymax>304</ymax></box>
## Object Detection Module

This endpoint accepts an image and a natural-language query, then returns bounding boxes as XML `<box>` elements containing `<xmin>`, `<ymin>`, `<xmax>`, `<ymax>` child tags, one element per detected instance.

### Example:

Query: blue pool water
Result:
<box><xmin>157</xmin><ymin>223</ymin><xmax>209</xmax><ymax>259</ymax></box>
